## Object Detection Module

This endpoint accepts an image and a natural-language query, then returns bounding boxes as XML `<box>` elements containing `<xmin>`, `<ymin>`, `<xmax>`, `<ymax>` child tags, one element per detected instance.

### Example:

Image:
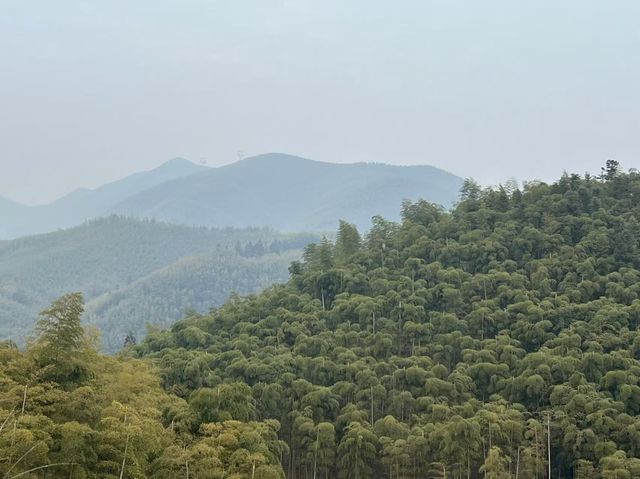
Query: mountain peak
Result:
<box><xmin>157</xmin><ymin>157</ymin><xmax>205</xmax><ymax>170</ymax></box>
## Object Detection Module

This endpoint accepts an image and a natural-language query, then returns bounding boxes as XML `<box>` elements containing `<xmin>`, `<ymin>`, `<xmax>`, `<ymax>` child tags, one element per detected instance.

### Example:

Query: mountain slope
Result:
<box><xmin>84</xmin><ymin>249</ymin><xmax>302</xmax><ymax>350</ymax></box>
<box><xmin>111</xmin><ymin>153</ymin><xmax>463</xmax><ymax>232</ymax></box>
<box><xmin>0</xmin><ymin>158</ymin><xmax>208</xmax><ymax>239</ymax></box>
<box><xmin>136</xmin><ymin>169</ymin><xmax>640</xmax><ymax>478</ymax></box>
<box><xmin>0</xmin><ymin>216</ymin><xmax>318</xmax><ymax>350</ymax></box>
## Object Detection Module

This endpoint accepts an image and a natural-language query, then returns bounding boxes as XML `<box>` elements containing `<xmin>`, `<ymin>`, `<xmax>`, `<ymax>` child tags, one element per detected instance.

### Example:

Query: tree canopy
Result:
<box><xmin>132</xmin><ymin>166</ymin><xmax>640</xmax><ymax>478</ymax></box>
<box><xmin>2</xmin><ymin>165</ymin><xmax>640</xmax><ymax>478</ymax></box>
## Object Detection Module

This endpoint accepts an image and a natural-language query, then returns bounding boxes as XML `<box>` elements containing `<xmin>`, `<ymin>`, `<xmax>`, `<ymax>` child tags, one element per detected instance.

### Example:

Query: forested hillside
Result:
<box><xmin>1</xmin><ymin>165</ymin><xmax>639</xmax><ymax>478</ymax></box>
<box><xmin>0</xmin><ymin>294</ymin><xmax>288</xmax><ymax>478</ymax></box>
<box><xmin>85</xmin><ymin>250</ymin><xmax>302</xmax><ymax>351</ymax></box>
<box><xmin>0</xmin><ymin>217</ymin><xmax>317</xmax><ymax>351</ymax></box>
<box><xmin>131</xmin><ymin>164</ymin><xmax>640</xmax><ymax>478</ymax></box>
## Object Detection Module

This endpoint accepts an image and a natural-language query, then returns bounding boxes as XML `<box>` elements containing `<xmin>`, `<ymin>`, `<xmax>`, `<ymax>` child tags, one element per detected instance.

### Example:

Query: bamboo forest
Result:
<box><xmin>2</xmin><ymin>163</ymin><xmax>640</xmax><ymax>478</ymax></box>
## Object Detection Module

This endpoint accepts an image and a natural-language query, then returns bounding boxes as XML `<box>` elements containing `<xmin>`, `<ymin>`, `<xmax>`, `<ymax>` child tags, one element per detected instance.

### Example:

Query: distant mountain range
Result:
<box><xmin>1</xmin><ymin>154</ymin><xmax>463</xmax><ymax>239</ymax></box>
<box><xmin>0</xmin><ymin>216</ymin><xmax>318</xmax><ymax>351</ymax></box>
<box><xmin>0</xmin><ymin>158</ymin><xmax>207</xmax><ymax>239</ymax></box>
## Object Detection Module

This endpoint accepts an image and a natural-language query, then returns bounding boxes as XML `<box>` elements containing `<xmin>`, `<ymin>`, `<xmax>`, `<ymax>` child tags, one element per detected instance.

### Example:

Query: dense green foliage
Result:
<box><xmin>0</xmin><ymin>293</ymin><xmax>288</xmax><ymax>478</ymax></box>
<box><xmin>0</xmin><ymin>216</ymin><xmax>318</xmax><ymax>351</ymax></box>
<box><xmin>132</xmin><ymin>167</ymin><xmax>640</xmax><ymax>478</ymax></box>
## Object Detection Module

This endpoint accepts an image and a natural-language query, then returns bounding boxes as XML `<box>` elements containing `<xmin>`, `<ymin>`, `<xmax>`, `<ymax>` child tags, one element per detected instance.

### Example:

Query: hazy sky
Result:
<box><xmin>1</xmin><ymin>1</ymin><xmax>639</xmax><ymax>205</ymax></box>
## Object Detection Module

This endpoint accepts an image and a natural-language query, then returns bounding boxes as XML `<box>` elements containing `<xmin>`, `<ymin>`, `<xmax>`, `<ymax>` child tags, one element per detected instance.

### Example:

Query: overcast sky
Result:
<box><xmin>1</xmin><ymin>1</ymin><xmax>639</xmax><ymax>205</ymax></box>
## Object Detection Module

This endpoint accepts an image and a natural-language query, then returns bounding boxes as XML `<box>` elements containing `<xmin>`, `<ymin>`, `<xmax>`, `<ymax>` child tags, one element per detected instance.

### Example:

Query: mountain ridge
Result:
<box><xmin>110</xmin><ymin>153</ymin><xmax>463</xmax><ymax>232</ymax></box>
<box><xmin>0</xmin><ymin>158</ymin><xmax>208</xmax><ymax>239</ymax></box>
<box><xmin>0</xmin><ymin>153</ymin><xmax>463</xmax><ymax>239</ymax></box>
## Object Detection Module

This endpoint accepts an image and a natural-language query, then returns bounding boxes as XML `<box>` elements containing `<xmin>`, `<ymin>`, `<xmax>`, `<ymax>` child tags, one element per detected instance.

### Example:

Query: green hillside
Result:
<box><xmin>132</xmin><ymin>165</ymin><xmax>640</xmax><ymax>478</ymax></box>
<box><xmin>0</xmin><ymin>216</ymin><xmax>318</xmax><ymax>351</ymax></box>
<box><xmin>0</xmin><ymin>294</ymin><xmax>288</xmax><ymax>479</ymax></box>
<box><xmin>1</xmin><ymin>165</ymin><xmax>639</xmax><ymax>478</ymax></box>
<box><xmin>84</xmin><ymin>250</ymin><xmax>303</xmax><ymax>351</ymax></box>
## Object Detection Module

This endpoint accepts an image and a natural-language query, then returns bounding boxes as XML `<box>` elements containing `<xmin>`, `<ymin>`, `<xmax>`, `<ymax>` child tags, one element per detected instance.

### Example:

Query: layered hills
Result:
<box><xmin>0</xmin><ymin>216</ymin><xmax>317</xmax><ymax>350</ymax></box>
<box><xmin>111</xmin><ymin>153</ymin><xmax>463</xmax><ymax>232</ymax></box>
<box><xmin>0</xmin><ymin>158</ymin><xmax>207</xmax><ymax>238</ymax></box>
<box><xmin>1</xmin><ymin>154</ymin><xmax>462</xmax><ymax>239</ymax></box>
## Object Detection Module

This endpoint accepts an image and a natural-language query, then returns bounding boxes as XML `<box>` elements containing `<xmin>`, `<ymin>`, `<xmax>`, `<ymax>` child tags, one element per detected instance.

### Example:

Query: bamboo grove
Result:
<box><xmin>1</xmin><ymin>162</ymin><xmax>640</xmax><ymax>478</ymax></box>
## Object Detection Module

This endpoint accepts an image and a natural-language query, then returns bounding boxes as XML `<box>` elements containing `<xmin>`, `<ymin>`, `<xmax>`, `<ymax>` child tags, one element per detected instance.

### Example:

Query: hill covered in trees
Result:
<box><xmin>0</xmin><ymin>293</ymin><xmax>288</xmax><ymax>478</ymax></box>
<box><xmin>110</xmin><ymin>153</ymin><xmax>463</xmax><ymax>232</ymax></box>
<box><xmin>0</xmin><ymin>217</ymin><xmax>317</xmax><ymax>351</ymax></box>
<box><xmin>131</xmin><ymin>165</ymin><xmax>640</xmax><ymax>478</ymax></box>
<box><xmin>1</xmin><ymin>165</ymin><xmax>639</xmax><ymax>478</ymax></box>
